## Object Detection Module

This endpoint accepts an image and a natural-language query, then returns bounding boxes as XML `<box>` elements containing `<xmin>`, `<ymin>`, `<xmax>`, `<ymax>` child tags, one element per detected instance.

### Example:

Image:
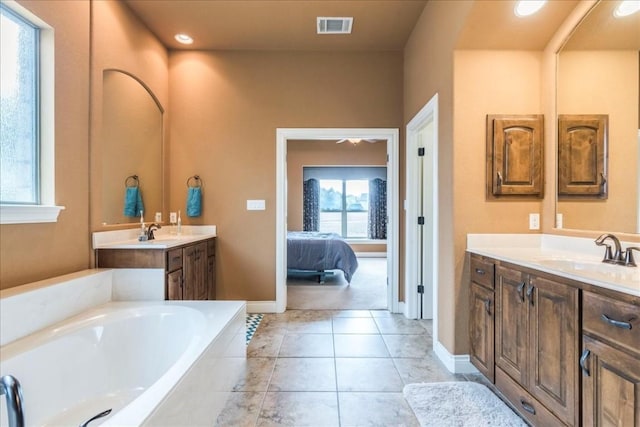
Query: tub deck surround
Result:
<box><xmin>467</xmin><ymin>234</ymin><xmax>639</xmax><ymax>296</ymax></box>
<box><xmin>0</xmin><ymin>269</ymin><xmax>247</xmax><ymax>426</ymax></box>
<box><xmin>92</xmin><ymin>225</ymin><xmax>217</xmax><ymax>249</ymax></box>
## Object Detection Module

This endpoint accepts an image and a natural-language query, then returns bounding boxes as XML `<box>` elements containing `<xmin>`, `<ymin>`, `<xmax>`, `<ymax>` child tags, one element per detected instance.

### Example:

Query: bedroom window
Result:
<box><xmin>319</xmin><ymin>179</ymin><xmax>369</xmax><ymax>238</ymax></box>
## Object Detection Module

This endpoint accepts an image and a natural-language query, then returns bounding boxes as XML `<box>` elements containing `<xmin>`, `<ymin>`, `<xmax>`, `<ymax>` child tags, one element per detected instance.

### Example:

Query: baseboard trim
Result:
<box><xmin>434</xmin><ymin>340</ymin><xmax>479</xmax><ymax>374</ymax></box>
<box><xmin>355</xmin><ymin>252</ymin><xmax>387</xmax><ymax>258</ymax></box>
<box><xmin>247</xmin><ymin>301</ymin><xmax>280</xmax><ymax>313</ymax></box>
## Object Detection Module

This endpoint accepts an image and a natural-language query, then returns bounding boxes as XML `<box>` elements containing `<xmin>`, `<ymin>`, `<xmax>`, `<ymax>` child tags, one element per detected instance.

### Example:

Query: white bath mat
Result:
<box><xmin>403</xmin><ymin>382</ymin><xmax>526</xmax><ymax>427</ymax></box>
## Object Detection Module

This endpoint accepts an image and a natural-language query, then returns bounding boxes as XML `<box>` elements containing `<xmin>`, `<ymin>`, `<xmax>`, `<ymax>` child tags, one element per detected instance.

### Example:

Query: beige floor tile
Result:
<box><xmin>336</xmin><ymin>358</ymin><xmax>404</xmax><ymax>392</ymax></box>
<box><xmin>268</xmin><ymin>358</ymin><xmax>336</xmax><ymax>391</ymax></box>
<box><xmin>382</xmin><ymin>334</ymin><xmax>432</xmax><ymax>358</ymax></box>
<box><xmin>393</xmin><ymin>354</ymin><xmax>462</xmax><ymax>384</ymax></box>
<box><xmin>257</xmin><ymin>392</ymin><xmax>340</xmax><ymax>426</ymax></box>
<box><xmin>215</xmin><ymin>391</ymin><xmax>265</xmax><ymax>427</ymax></box>
<box><xmin>333</xmin><ymin>309</ymin><xmax>373</xmax><ymax>318</ymax></box>
<box><xmin>373</xmin><ymin>316</ymin><xmax>430</xmax><ymax>334</ymax></box>
<box><xmin>278</xmin><ymin>333</ymin><xmax>334</xmax><ymax>357</ymax></box>
<box><xmin>338</xmin><ymin>392</ymin><xmax>419</xmax><ymax>427</ymax></box>
<box><xmin>370</xmin><ymin>310</ymin><xmax>393</xmax><ymax>317</ymax></box>
<box><xmin>332</xmin><ymin>317</ymin><xmax>379</xmax><ymax>334</ymax></box>
<box><xmin>334</xmin><ymin>334</ymin><xmax>390</xmax><ymax>358</ymax></box>
<box><xmin>248</xmin><ymin>333</ymin><xmax>284</xmax><ymax>358</ymax></box>
<box><xmin>232</xmin><ymin>357</ymin><xmax>277</xmax><ymax>391</ymax></box>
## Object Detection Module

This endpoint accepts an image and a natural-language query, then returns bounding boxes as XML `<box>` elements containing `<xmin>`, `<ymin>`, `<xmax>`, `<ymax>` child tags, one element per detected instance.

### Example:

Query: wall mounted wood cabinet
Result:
<box><xmin>486</xmin><ymin>115</ymin><xmax>544</xmax><ymax>199</ymax></box>
<box><xmin>557</xmin><ymin>115</ymin><xmax>608</xmax><ymax>199</ymax></box>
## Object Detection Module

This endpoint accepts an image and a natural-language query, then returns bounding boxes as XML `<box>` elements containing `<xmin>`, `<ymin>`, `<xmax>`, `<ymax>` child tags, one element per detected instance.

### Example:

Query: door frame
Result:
<box><xmin>275</xmin><ymin>128</ymin><xmax>400</xmax><ymax>313</ymax></box>
<box><xmin>405</xmin><ymin>94</ymin><xmax>439</xmax><ymax>344</ymax></box>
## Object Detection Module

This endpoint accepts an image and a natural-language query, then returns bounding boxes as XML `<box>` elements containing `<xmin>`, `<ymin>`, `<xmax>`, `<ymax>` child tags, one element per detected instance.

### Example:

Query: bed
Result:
<box><xmin>287</xmin><ymin>231</ymin><xmax>359</xmax><ymax>283</ymax></box>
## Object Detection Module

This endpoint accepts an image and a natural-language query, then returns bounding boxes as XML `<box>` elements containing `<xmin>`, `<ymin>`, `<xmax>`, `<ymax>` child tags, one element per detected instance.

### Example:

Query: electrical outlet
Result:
<box><xmin>169</xmin><ymin>212</ymin><xmax>177</xmax><ymax>223</ymax></box>
<box><xmin>529</xmin><ymin>213</ymin><xmax>540</xmax><ymax>230</ymax></box>
<box><xmin>247</xmin><ymin>200</ymin><xmax>266</xmax><ymax>211</ymax></box>
<box><xmin>555</xmin><ymin>213</ymin><xmax>563</xmax><ymax>229</ymax></box>
<box><xmin>155</xmin><ymin>212</ymin><xmax>162</xmax><ymax>222</ymax></box>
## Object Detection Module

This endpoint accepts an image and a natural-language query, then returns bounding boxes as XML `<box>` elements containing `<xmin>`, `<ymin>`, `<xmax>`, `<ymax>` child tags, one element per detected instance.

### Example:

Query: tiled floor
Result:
<box><xmin>215</xmin><ymin>309</ymin><xmax>489</xmax><ymax>427</ymax></box>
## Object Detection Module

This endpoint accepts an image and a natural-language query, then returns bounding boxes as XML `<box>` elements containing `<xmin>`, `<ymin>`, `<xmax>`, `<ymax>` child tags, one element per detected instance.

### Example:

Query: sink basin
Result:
<box><xmin>537</xmin><ymin>258</ymin><xmax>639</xmax><ymax>284</ymax></box>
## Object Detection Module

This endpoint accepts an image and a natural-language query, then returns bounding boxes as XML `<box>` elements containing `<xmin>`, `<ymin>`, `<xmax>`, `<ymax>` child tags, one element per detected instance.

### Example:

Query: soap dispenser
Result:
<box><xmin>138</xmin><ymin>210</ymin><xmax>148</xmax><ymax>241</ymax></box>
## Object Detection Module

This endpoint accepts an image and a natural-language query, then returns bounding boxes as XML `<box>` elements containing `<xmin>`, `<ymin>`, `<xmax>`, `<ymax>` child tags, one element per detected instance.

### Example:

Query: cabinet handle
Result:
<box><xmin>497</xmin><ymin>172</ymin><xmax>503</xmax><ymax>187</ymax></box>
<box><xmin>517</xmin><ymin>282</ymin><xmax>526</xmax><ymax>303</ymax></box>
<box><xmin>526</xmin><ymin>285</ymin><xmax>534</xmax><ymax>306</ymax></box>
<box><xmin>179</xmin><ymin>275</ymin><xmax>184</xmax><ymax>288</ymax></box>
<box><xmin>474</xmin><ymin>268</ymin><xmax>485</xmax><ymax>275</ymax></box>
<box><xmin>484</xmin><ymin>299</ymin><xmax>491</xmax><ymax>315</ymax></box>
<box><xmin>601</xmin><ymin>314</ymin><xmax>632</xmax><ymax>330</ymax></box>
<box><xmin>600</xmin><ymin>173</ymin><xmax>607</xmax><ymax>186</ymax></box>
<box><xmin>580</xmin><ymin>349</ymin><xmax>591</xmax><ymax>377</ymax></box>
<box><xmin>519</xmin><ymin>399</ymin><xmax>536</xmax><ymax>415</ymax></box>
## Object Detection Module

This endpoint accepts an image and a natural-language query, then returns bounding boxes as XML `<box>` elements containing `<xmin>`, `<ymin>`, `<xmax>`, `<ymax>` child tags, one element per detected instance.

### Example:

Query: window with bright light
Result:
<box><xmin>0</xmin><ymin>3</ymin><xmax>62</xmax><ymax>224</ymax></box>
<box><xmin>1</xmin><ymin>4</ymin><xmax>40</xmax><ymax>204</ymax></box>
<box><xmin>319</xmin><ymin>179</ymin><xmax>369</xmax><ymax>238</ymax></box>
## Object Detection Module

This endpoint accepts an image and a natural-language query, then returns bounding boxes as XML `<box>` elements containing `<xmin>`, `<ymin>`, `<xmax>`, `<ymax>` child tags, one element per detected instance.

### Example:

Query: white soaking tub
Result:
<box><xmin>0</xmin><ymin>300</ymin><xmax>246</xmax><ymax>427</ymax></box>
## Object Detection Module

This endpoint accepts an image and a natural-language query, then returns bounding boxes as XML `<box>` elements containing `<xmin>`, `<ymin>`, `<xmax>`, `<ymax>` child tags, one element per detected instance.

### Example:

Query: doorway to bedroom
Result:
<box><xmin>275</xmin><ymin>128</ymin><xmax>400</xmax><ymax>313</ymax></box>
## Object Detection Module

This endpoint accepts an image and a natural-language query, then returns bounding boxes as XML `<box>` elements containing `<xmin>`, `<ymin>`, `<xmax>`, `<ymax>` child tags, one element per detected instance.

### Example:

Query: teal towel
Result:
<box><xmin>124</xmin><ymin>186</ymin><xmax>144</xmax><ymax>217</ymax></box>
<box><xmin>186</xmin><ymin>187</ymin><xmax>202</xmax><ymax>217</ymax></box>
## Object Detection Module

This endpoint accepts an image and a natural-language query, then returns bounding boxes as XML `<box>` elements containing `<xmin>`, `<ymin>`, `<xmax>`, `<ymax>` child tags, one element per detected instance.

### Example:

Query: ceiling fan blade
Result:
<box><xmin>336</xmin><ymin>138</ymin><xmax>348</xmax><ymax>144</ymax></box>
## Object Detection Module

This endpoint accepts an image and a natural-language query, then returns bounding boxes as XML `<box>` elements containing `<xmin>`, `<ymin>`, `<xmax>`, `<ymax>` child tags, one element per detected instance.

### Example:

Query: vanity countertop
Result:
<box><xmin>93</xmin><ymin>225</ymin><xmax>217</xmax><ymax>250</ymax></box>
<box><xmin>467</xmin><ymin>234</ymin><xmax>639</xmax><ymax>298</ymax></box>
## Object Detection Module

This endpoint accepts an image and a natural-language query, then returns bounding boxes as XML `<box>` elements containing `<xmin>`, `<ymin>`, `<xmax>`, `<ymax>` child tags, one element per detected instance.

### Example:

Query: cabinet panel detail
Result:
<box><xmin>486</xmin><ymin>114</ymin><xmax>544</xmax><ymax>198</ymax></box>
<box><xmin>470</xmin><ymin>282</ymin><xmax>495</xmax><ymax>382</ymax></box>
<box><xmin>582</xmin><ymin>335</ymin><xmax>640</xmax><ymax>427</ymax></box>
<box><xmin>558</xmin><ymin>114</ymin><xmax>608</xmax><ymax>198</ymax></box>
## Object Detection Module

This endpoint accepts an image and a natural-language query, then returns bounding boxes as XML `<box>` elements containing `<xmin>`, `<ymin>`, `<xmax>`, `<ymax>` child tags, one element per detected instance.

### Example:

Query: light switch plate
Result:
<box><xmin>247</xmin><ymin>200</ymin><xmax>266</xmax><ymax>211</ymax></box>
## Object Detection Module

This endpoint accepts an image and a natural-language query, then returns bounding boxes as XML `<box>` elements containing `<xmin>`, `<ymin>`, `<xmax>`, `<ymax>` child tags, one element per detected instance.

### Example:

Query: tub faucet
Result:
<box><xmin>595</xmin><ymin>233</ymin><xmax>623</xmax><ymax>264</ymax></box>
<box><xmin>0</xmin><ymin>375</ymin><xmax>24</xmax><ymax>427</ymax></box>
<box><xmin>147</xmin><ymin>223</ymin><xmax>161</xmax><ymax>240</ymax></box>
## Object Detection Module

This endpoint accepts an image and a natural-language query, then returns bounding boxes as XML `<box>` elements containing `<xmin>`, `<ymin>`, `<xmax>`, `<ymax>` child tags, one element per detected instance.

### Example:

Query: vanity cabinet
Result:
<box><xmin>96</xmin><ymin>237</ymin><xmax>216</xmax><ymax>301</ymax></box>
<box><xmin>581</xmin><ymin>291</ymin><xmax>640</xmax><ymax>426</ymax></box>
<box><xmin>494</xmin><ymin>264</ymin><xmax>579</xmax><ymax>426</ymax></box>
<box><xmin>469</xmin><ymin>255</ymin><xmax>495</xmax><ymax>382</ymax></box>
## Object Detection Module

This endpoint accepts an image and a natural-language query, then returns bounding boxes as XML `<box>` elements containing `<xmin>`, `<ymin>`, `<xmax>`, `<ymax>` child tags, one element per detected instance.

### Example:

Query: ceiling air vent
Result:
<box><xmin>317</xmin><ymin>17</ymin><xmax>353</xmax><ymax>34</ymax></box>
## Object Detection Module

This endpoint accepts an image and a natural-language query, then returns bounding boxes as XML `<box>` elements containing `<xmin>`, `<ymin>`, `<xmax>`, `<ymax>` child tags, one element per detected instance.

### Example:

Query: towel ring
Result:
<box><xmin>187</xmin><ymin>175</ymin><xmax>202</xmax><ymax>188</ymax></box>
<box><xmin>125</xmin><ymin>175</ymin><xmax>139</xmax><ymax>188</ymax></box>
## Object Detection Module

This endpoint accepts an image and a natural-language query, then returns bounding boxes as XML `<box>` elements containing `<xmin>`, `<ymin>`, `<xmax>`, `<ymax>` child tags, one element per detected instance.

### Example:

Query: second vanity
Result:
<box><xmin>93</xmin><ymin>226</ymin><xmax>217</xmax><ymax>301</ymax></box>
<box><xmin>467</xmin><ymin>234</ymin><xmax>639</xmax><ymax>427</ymax></box>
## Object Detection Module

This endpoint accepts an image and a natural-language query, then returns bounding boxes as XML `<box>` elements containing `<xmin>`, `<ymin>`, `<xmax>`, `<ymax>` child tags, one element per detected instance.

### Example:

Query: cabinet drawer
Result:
<box><xmin>496</xmin><ymin>368</ymin><xmax>564</xmax><ymax>427</ymax></box>
<box><xmin>470</xmin><ymin>256</ymin><xmax>494</xmax><ymax>289</ymax></box>
<box><xmin>167</xmin><ymin>249</ymin><xmax>183</xmax><ymax>272</ymax></box>
<box><xmin>207</xmin><ymin>239</ymin><xmax>215</xmax><ymax>257</ymax></box>
<box><xmin>583</xmin><ymin>291</ymin><xmax>640</xmax><ymax>356</ymax></box>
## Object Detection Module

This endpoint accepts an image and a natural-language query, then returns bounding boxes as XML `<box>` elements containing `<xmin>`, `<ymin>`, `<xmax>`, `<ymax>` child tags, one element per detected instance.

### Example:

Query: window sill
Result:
<box><xmin>0</xmin><ymin>204</ymin><xmax>65</xmax><ymax>225</ymax></box>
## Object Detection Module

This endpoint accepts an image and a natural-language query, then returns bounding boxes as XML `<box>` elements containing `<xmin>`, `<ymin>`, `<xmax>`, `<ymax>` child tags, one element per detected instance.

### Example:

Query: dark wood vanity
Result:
<box><xmin>469</xmin><ymin>253</ymin><xmax>639</xmax><ymax>426</ymax></box>
<box><xmin>96</xmin><ymin>237</ymin><xmax>216</xmax><ymax>301</ymax></box>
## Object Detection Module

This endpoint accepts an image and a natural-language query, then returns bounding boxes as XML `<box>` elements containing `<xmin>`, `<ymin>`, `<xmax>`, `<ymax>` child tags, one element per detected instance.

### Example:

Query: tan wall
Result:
<box><xmin>557</xmin><ymin>50</ymin><xmax>639</xmax><ymax>233</ymax></box>
<box><xmin>169</xmin><ymin>51</ymin><xmax>403</xmax><ymax>301</ymax></box>
<box><xmin>89</xmin><ymin>0</ymin><xmax>169</xmax><ymax>231</ymax></box>
<box><xmin>453</xmin><ymin>50</ymin><xmax>545</xmax><ymax>353</ymax></box>
<box><xmin>0</xmin><ymin>0</ymin><xmax>91</xmax><ymax>289</ymax></box>
<box><xmin>403</xmin><ymin>0</ymin><xmax>473</xmax><ymax>354</ymax></box>
<box><xmin>287</xmin><ymin>139</ymin><xmax>387</xmax><ymax>253</ymax></box>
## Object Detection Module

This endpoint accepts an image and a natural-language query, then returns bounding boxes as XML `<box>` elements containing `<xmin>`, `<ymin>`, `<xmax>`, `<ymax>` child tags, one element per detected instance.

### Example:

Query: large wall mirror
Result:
<box><xmin>556</xmin><ymin>0</ymin><xmax>640</xmax><ymax>233</ymax></box>
<box><xmin>100</xmin><ymin>70</ymin><xmax>164</xmax><ymax>225</ymax></box>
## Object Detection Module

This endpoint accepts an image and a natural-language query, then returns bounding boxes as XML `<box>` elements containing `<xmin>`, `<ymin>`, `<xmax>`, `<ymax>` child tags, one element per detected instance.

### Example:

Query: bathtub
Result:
<box><xmin>0</xmin><ymin>300</ymin><xmax>246</xmax><ymax>426</ymax></box>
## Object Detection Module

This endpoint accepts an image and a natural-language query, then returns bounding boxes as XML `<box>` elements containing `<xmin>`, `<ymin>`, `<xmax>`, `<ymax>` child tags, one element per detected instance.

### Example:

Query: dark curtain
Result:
<box><xmin>368</xmin><ymin>178</ymin><xmax>387</xmax><ymax>239</ymax></box>
<box><xmin>303</xmin><ymin>178</ymin><xmax>320</xmax><ymax>231</ymax></box>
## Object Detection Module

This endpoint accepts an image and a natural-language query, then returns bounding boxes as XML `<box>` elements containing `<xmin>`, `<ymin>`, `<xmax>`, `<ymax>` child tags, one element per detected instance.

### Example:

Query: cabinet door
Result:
<box><xmin>469</xmin><ymin>282</ymin><xmax>495</xmax><ymax>382</ymax></box>
<box><xmin>529</xmin><ymin>276</ymin><xmax>579</xmax><ymax>426</ymax></box>
<box><xmin>582</xmin><ymin>335</ymin><xmax>640</xmax><ymax>427</ymax></box>
<box><xmin>167</xmin><ymin>269</ymin><xmax>183</xmax><ymax>300</ymax></box>
<box><xmin>495</xmin><ymin>265</ymin><xmax>529</xmax><ymax>386</ymax></box>
<box><xmin>207</xmin><ymin>255</ymin><xmax>216</xmax><ymax>300</ymax></box>
<box><xmin>487</xmin><ymin>115</ymin><xmax>543</xmax><ymax>197</ymax></box>
<box><xmin>183</xmin><ymin>242</ymin><xmax>207</xmax><ymax>300</ymax></box>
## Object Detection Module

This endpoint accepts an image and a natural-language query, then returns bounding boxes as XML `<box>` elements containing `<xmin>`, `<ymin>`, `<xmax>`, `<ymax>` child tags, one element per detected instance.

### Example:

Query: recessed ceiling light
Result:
<box><xmin>514</xmin><ymin>0</ymin><xmax>547</xmax><ymax>17</ymax></box>
<box><xmin>174</xmin><ymin>34</ymin><xmax>193</xmax><ymax>45</ymax></box>
<box><xmin>613</xmin><ymin>0</ymin><xmax>640</xmax><ymax>18</ymax></box>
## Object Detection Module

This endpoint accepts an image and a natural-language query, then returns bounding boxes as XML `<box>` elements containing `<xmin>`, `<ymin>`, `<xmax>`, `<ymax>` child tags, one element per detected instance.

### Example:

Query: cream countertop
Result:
<box><xmin>467</xmin><ymin>234</ymin><xmax>639</xmax><ymax>298</ymax></box>
<box><xmin>93</xmin><ymin>225</ymin><xmax>217</xmax><ymax>250</ymax></box>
